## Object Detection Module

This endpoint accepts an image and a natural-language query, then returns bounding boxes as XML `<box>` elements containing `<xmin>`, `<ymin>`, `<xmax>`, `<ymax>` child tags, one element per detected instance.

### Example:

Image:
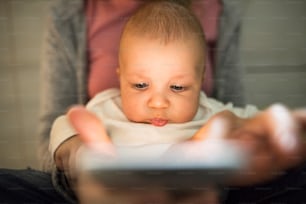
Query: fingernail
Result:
<box><xmin>269</xmin><ymin>104</ymin><xmax>294</xmax><ymax>127</ymax></box>
<box><xmin>279</xmin><ymin>132</ymin><xmax>297</xmax><ymax>151</ymax></box>
<box><xmin>269</xmin><ymin>104</ymin><xmax>297</xmax><ymax>151</ymax></box>
<box><xmin>206</xmin><ymin>118</ymin><xmax>227</xmax><ymax>140</ymax></box>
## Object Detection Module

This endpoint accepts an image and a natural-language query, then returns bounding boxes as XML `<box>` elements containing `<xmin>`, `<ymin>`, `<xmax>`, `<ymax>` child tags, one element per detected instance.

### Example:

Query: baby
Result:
<box><xmin>50</xmin><ymin>1</ymin><xmax>257</xmax><ymax>159</ymax></box>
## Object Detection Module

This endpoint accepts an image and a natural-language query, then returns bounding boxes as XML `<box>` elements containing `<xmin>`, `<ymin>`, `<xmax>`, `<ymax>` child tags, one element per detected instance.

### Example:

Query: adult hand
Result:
<box><xmin>54</xmin><ymin>106</ymin><xmax>115</xmax><ymax>190</ymax></box>
<box><xmin>191</xmin><ymin>104</ymin><xmax>306</xmax><ymax>186</ymax></box>
<box><xmin>67</xmin><ymin>106</ymin><xmax>115</xmax><ymax>155</ymax></box>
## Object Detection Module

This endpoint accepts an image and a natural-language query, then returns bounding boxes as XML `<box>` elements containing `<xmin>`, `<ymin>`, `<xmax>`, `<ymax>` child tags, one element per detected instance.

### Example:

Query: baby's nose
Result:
<box><xmin>147</xmin><ymin>93</ymin><xmax>170</xmax><ymax>109</ymax></box>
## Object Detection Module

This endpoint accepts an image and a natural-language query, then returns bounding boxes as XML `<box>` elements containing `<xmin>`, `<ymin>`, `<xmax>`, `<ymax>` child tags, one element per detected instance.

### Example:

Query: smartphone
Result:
<box><xmin>77</xmin><ymin>140</ymin><xmax>247</xmax><ymax>190</ymax></box>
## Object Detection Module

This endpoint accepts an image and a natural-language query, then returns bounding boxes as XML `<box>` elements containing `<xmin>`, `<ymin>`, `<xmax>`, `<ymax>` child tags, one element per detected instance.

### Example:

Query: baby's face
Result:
<box><xmin>118</xmin><ymin>36</ymin><xmax>204</xmax><ymax>126</ymax></box>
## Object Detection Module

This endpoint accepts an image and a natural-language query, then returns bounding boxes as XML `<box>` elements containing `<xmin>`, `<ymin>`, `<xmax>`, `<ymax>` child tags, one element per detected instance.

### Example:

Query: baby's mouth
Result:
<box><xmin>150</xmin><ymin>118</ymin><xmax>168</xmax><ymax>127</ymax></box>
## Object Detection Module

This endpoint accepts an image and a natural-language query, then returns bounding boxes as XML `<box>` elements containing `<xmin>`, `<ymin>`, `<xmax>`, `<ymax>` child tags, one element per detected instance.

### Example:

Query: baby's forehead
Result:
<box><xmin>119</xmin><ymin>35</ymin><xmax>205</xmax><ymax>70</ymax></box>
<box><xmin>121</xmin><ymin>34</ymin><xmax>205</xmax><ymax>57</ymax></box>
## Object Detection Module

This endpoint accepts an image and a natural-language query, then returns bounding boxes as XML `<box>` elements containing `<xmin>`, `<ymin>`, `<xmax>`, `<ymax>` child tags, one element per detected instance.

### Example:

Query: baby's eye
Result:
<box><xmin>170</xmin><ymin>85</ymin><xmax>185</xmax><ymax>92</ymax></box>
<box><xmin>133</xmin><ymin>83</ymin><xmax>149</xmax><ymax>90</ymax></box>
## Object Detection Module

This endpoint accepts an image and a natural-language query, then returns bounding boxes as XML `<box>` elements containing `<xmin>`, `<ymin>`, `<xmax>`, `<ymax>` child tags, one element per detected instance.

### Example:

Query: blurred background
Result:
<box><xmin>0</xmin><ymin>0</ymin><xmax>50</xmax><ymax>169</ymax></box>
<box><xmin>0</xmin><ymin>0</ymin><xmax>305</xmax><ymax>169</ymax></box>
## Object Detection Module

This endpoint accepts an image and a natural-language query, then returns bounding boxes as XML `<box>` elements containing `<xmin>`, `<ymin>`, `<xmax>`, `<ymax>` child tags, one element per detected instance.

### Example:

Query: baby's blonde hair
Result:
<box><xmin>121</xmin><ymin>0</ymin><xmax>205</xmax><ymax>46</ymax></box>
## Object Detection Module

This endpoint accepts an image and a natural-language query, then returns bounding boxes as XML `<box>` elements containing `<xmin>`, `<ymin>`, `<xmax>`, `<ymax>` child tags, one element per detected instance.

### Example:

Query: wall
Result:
<box><xmin>0</xmin><ymin>0</ymin><xmax>50</xmax><ymax>169</ymax></box>
<box><xmin>240</xmin><ymin>0</ymin><xmax>306</xmax><ymax>109</ymax></box>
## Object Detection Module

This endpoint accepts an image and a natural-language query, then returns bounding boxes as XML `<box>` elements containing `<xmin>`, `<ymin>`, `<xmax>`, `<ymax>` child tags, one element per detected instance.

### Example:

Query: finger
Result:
<box><xmin>293</xmin><ymin>108</ymin><xmax>306</xmax><ymax>130</ymax></box>
<box><xmin>264</xmin><ymin>104</ymin><xmax>306</xmax><ymax>168</ymax></box>
<box><xmin>192</xmin><ymin>110</ymin><xmax>236</xmax><ymax>141</ymax></box>
<box><xmin>293</xmin><ymin>108</ymin><xmax>306</xmax><ymax>159</ymax></box>
<box><xmin>67</xmin><ymin>105</ymin><xmax>110</xmax><ymax>143</ymax></box>
<box><xmin>266</xmin><ymin>104</ymin><xmax>299</xmax><ymax>152</ymax></box>
<box><xmin>268</xmin><ymin>104</ymin><xmax>306</xmax><ymax>167</ymax></box>
<box><xmin>67</xmin><ymin>105</ymin><xmax>116</xmax><ymax>155</ymax></box>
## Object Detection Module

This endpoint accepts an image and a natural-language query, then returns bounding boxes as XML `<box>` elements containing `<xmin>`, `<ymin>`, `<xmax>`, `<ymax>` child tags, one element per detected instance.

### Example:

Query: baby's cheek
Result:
<box><xmin>174</xmin><ymin>104</ymin><xmax>198</xmax><ymax>123</ymax></box>
<box><xmin>123</xmin><ymin>104</ymin><xmax>146</xmax><ymax>123</ymax></box>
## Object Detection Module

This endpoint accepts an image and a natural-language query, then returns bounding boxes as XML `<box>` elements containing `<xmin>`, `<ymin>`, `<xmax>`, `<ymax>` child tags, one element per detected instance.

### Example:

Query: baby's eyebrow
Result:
<box><xmin>126</xmin><ymin>74</ymin><xmax>144</xmax><ymax>78</ymax></box>
<box><xmin>124</xmin><ymin>74</ymin><xmax>149</xmax><ymax>81</ymax></box>
<box><xmin>123</xmin><ymin>72</ymin><xmax>143</xmax><ymax>77</ymax></box>
<box><xmin>171</xmin><ymin>75</ymin><xmax>196</xmax><ymax>80</ymax></box>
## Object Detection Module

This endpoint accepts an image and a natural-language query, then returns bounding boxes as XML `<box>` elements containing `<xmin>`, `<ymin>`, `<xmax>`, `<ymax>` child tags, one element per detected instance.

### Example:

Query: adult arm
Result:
<box><xmin>214</xmin><ymin>0</ymin><xmax>250</xmax><ymax>106</ymax></box>
<box><xmin>38</xmin><ymin>0</ymin><xmax>87</xmax><ymax>171</ymax></box>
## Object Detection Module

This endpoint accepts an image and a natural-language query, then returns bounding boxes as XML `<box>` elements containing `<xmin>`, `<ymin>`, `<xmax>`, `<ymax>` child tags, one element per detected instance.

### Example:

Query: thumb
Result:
<box><xmin>67</xmin><ymin>105</ymin><xmax>115</xmax><ymax>156</ymax></box>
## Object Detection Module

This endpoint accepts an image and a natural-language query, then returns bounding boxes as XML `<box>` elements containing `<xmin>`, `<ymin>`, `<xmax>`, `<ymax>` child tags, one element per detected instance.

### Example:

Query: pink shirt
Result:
<box><xmin>86</xmin><ymin>0</ymin><xmax>221</xmax><ymax>99</ymax></box>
